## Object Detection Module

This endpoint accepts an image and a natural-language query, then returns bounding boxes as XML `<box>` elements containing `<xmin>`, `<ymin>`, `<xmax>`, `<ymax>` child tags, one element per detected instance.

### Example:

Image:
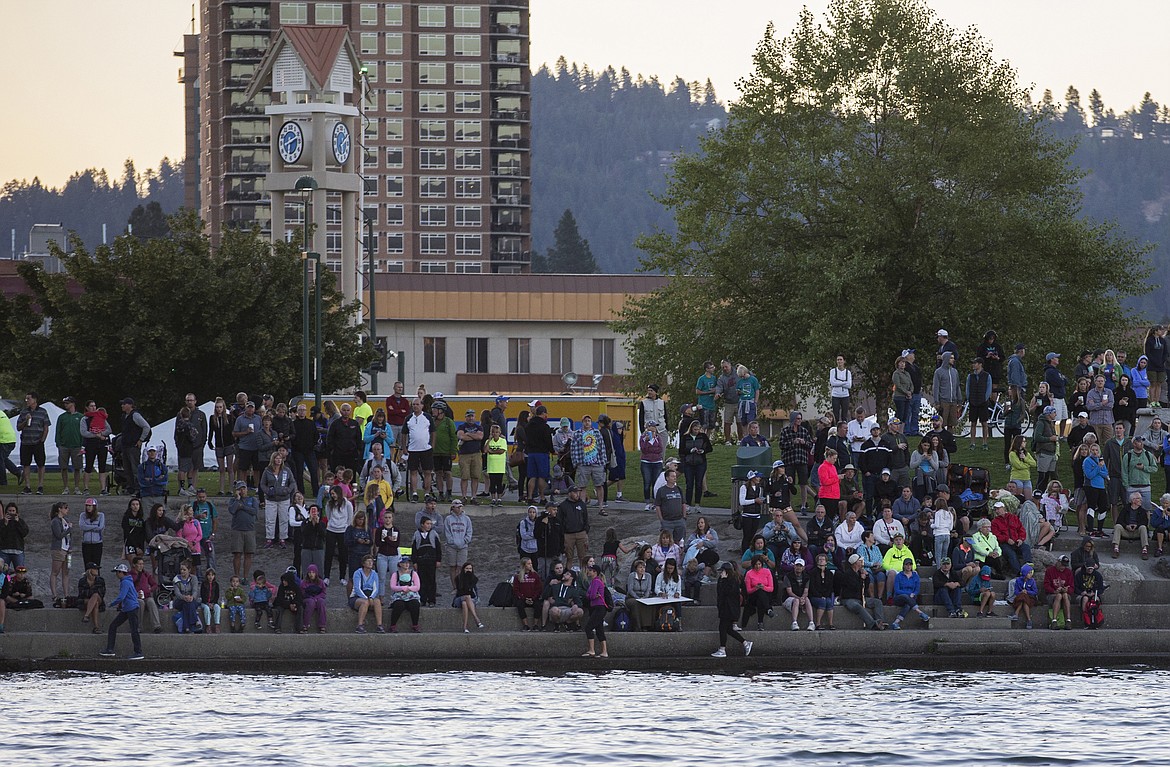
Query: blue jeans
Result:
<box><xmin>934</xmin><ymin>586</ymin><xmax>963</xmax><ymax>613</ymax></box>
<box><xmin>0</xmin><ymin>550</ymin><xmax>25</xmax><ymax>569</ymax></box>
<box><xmin>1002</xmin><ymin>542</ymin><xmax>1032</xmax><ymax>576</ymax></box>
<box><xmin>843</xmin><ymin>597</ymin><xmax>884</xmax><ymax>628</ymax></box>
<box><xmin>906</xmin><ymin>395</ymin><xmax>923</xmax><ymax>435</ymax></box>
<box><xmin>641</xmin><ymin>461</ymin><xmax>662</xmax><ymax>501</ymax></box>
<box><xmin>933</xmin><ymin>535</ymin><xmax>952</xmax><ymax>568</ymax></box>
<box><xmin>893</xmin><ymin>593</ymin><xmax>921</xmax><ymax>620</ymax></box>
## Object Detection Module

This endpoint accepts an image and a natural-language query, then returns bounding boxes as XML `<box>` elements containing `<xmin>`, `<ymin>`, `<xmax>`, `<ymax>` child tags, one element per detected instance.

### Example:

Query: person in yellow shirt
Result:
<box><xmin>352</xmin><ymin>390</ymin><xmax>374</xmax><ymax>435</ymax></box>
<box><xmin>486</xmin><ymin>424</ymin><xmax>508</xmax><ymax>508</ymax></box>
<box><xmin>363</xmin><ymin>465</ymin><xmax>394</xmax><ymax>512</ymax></box>
<box><xmin>881</xmin><ymin>532</ymin><xmax>916</xmax><ymax>596</ymax></box>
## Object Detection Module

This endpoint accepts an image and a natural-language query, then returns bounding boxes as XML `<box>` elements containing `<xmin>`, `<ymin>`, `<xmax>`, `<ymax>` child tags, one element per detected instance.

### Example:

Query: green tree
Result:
<box><xmin>613</xmin><ymin>0</ymin><xmax>1150</xmax><ymax>414</ymax></box>
<box><xmin>0</xmin><ymin>211</ymin><xmax>370</xmax><ymax>426</ymax></box>
<box><xmin>1088</xmin><ymin>88</ymin><xmax>1105</xmax><ymax>126</ymax></box>
<box><xmin>127</xmin><ymin>201</ymin><xmax>170</xmax><ymax>240</ymax></box>
<box><xmin>545</xmin><ymin>208</ymin><xmax>599</xmax><ymax>273</ymax></box>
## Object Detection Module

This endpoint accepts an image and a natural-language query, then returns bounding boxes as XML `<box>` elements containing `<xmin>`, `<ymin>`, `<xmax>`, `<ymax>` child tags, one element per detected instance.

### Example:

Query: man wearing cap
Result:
<box><xmin>882</xmin><ymin>417</ymin><xmax>911</xmax><ymax>489</ymax></box>
<box><xmin>932</xmin><ymin>557</ymin><xmax>965</xmax><ymax>617</ymax></box>
<box><xmin>138</xmin><ymin>445</ymin><xmax>169</xmax><ymax>511</ymax></box>
<box><xmin>571</xmin><ymin>415</ymin><xmax>609</xmax><ymax>510</ymax></box>
<box><xmin>56</xmin><ymin>396</ymin><xmax>84</xmax><ymax>495</ymax></box>
<box><xmin>950</xmin><ymin>535</ymin><xmax>980</xmax><ymax>584</ymax></box>
<box><xmin>835</xmin><ymin>553</ymin><xmax>887</xmax><ymax>630</ymax></box>
<box><xmin>859</xmin><ymin>425</ymin><xmax>890</xmax><ymax>512</ymax></box>
<box><xmin>456</xmin><ymin>409</ymin><xmax>485</xmax><ymax>503</ymax></box>
<box><xmin>991</xmin><ymin>501</ymin><xmax>1031</xmax><ymax>577</ymax></box>
<box><xmin>228</xmin><ymin>480</ymin><xmax>259</xmax><ymax>579</ymax></box>
<box><xmin>1033</xmin><ymin>405</ymin><xmax>1061</xmax><ymax>492</ymax></box>
<box><xmin>1113</xmin><ymin>491</ymin><xmax>1151</xmax><ymax>559</ymax></box>
<box><xmin>971</xmin><ymin>518</ymin><xmax>1005</xmax><ymax>577</ymax></box>
<box><xmin>442</xmin><ymin>499</ymin><xmax>473</xmax><ymax>589</ymax></box>
<box><xmin>935</xmin><ymin>329</ymin><xmax>957</xmax><ymax>368</ymax></box>
<box><xmin>881</xmin><ymin>532</ymin><xmax>916</xmax><ymax>595</ymax></box>
<box><xmin>1007</xmin><ymin>343</ymin><xmax>1028</xmax><ymax>391</ymax></box>
<box><xmin>115</xmin><ymin>397</ymin><xmax>152</xmax><ymax>496</ymax></box>
<box><xmin>1043</xmin><ymin>352</ymin><xmax>1070</xmax><ymax>433</ymax></box>
<box><xmin>966</xmin><ymin>357</ymin><xmax>993</xmax><ymax>451</ymax></box>
<box><xmin>932</xmin><ymin>352</ymin><xmax>962</xmax><ymax>432</ymax></box>
<box><xmin>430</xmin><ymin>402</ymin><xmax>458</xmax><ymax>502</ymax></box>
<box><xmin>1123</xmin><ymin>435</ymin><xmax>1159</xmax><ymax>509</ymax></box>
<box><xmin>825</xmin><ymin>421</ymin><xmax>851</xmax><ymax>471</ymax></box>
<box><xmin>99</xmin><ymin>563</ymin><xmax>143</xmax><ymax>660</ymax></box>
<box><xmin>1068</xmin><ymin>411</ymin><xmax>1093</xmax><ymax>452</ymax></box>
<box><xmin>524</xmin><ymin>406</ymin><xmax>554</xmax><ymax>505</ymax></box>
<box><xmin>1043</xmin><ymin>555</ymin><xmax>1075</xmax><ymax>629</ymax></box>
<box><xmin>559</xmin><ymin>485</ymin><xmax>590</xmax><ymax>569</ymax></box>
<box><xmin>535</xmin><ymin>501</ymin><xmax>565</xmax><ymax>579</ymax></box>
<box><xmin>232</xmin><ymin>400</ymin><xmax>264</xmax><ymax>486</ymax></box>
<box><xmin>778</xmin><ymin>412</ymin><xmax>814</xmax><ymax>512</ymax></box>
<box><xmin>641</xmin><ymin>384</ymin><xmax>667</xmax><ymax>440</ymax></box>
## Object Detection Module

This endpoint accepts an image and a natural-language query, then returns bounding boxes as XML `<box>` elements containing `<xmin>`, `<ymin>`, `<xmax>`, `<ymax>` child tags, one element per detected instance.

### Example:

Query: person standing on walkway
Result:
<box><xmin>711</xmin><ymin>561</ymin><xmax>752</xmax><ymax>658</ymax></box>
<box><xmin>99</xmin><ymin>562</ymin><xmax>143</xmax><ymax>660</ymax></box>
<box><xmin>17</xmin><ymin>392</ymin><xmax>51</xmax><ymax>495</ymax></box>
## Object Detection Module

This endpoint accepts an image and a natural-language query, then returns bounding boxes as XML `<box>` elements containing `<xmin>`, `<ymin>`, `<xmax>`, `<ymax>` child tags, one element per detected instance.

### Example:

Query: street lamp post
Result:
<box><xmin>365</xmin><ymin>212</ymin><xmax>378</xmax><ymax>394</ymax></box>
<box><xmin>295</xmin><ymin>175</ymin><xmax>318</xmax><ymax>401</ymax></box>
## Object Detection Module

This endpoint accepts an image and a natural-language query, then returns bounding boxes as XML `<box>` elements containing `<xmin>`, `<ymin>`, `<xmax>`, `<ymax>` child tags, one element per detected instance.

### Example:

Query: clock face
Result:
<box><xmin>278</xmin><ymin>121</ymin><xmax>304</xmax><ymax>164</ymax></box>
<box><xmin>332</xmin><ymin>122</ymin><xmax>351</xmax><ymax>165</ymax></box>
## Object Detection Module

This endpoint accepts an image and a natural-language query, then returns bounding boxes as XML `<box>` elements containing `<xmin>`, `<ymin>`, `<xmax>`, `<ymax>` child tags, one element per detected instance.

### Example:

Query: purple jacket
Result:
<box><xmin>639</xmin><ymin>433</ymin><xmax>665</xmax><ymax>463</ymax></box>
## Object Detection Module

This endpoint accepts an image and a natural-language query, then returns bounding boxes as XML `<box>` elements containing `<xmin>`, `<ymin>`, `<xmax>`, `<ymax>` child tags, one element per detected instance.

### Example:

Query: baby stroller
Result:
<box><xmin>155</xmin><ymin>545</ymin><xmax>188</xmax><ymax>609</ymax></box>
<box><xmin>110</xmin><ymin>434</ymin><xmax>130</xmax><ymax>495</ymax></box>
<box><xmin>948</xmin><ymin>463</ymin><xmax>990</xmax><ymax>519</ymax></box>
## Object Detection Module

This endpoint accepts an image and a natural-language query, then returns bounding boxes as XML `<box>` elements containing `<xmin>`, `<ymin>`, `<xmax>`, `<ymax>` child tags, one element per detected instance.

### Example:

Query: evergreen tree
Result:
<box><xmin>1088</xmin><ymin>88</ymin><xmax>1105</xmax><ymax>126</ymax></box>
<box><xmin>545</xmin><ymin>209</ymin><xmax>598</xmax><ymax>273</ymax></box>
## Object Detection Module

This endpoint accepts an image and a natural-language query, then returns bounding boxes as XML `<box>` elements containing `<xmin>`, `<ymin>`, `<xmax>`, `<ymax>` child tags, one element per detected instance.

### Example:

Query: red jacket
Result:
<box><xmin>384</xmin><ymin>394</ymin><xmax>411</xmax><ymax>427</ymax></box>
<box><xmin>991</xmin><ymin>512</ymin><xmax>1025</xmax><ymax>544</ymax></box>
<box><xmin>1043</xmin><ymin>565</ymin><xmax>1075</xmax><ymax>595</ymax></box>
<box><xmin>132</xmin><ymin>569</ymin><xmax>158</xmax><ymax>597</ymax></box>
<box><xmin>512</xmin><ymin>570</ymin><xmax>543</xmax><ymax>602</ymax></box>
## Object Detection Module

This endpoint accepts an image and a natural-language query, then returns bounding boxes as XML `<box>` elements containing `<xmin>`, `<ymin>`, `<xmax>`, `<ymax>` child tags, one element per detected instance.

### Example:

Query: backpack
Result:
<box><xmin>488</xmin><ymin>581</ymin><xmax>515</xmax><ymax>608</ymax></box>
<box><xmin>656</xmin><ymin>605</ymin><xmax>681</xmax><ymax>632</ymax></box>
<box><xmin>1082</xmin><ymin>596</ymin><xmax>1104</xmax><ymax>628</ymax></box>
<box><xmin>603</xmin><ymin>586</ymin><xmax>614</xmax><ymax>611</ymax></box>
<box><xmin>612</xmin><ymin>607</ymin><xmax>632</xmax><ymax>631</ymax></box>
<box><xmin>731</xmin><ymin>508</ymin><xmax>743</xmax><ymax>530</ymax></box>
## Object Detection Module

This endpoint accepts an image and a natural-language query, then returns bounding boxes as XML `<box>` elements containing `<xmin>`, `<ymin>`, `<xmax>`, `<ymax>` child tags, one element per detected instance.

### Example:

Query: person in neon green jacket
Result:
<box><xmin>881</xmin><ymin>533</ymin><xmax>916</xmax><ymax>596</ymax></box>
<box><xmin>0</xmin><ymin>411</ymin><xmax>18</xmax><ymax>486</ymax></box>
<box><xmin>971</xmin><ymin>517</ymin><xmax>1005</xmax><ymax>576</ymax></box>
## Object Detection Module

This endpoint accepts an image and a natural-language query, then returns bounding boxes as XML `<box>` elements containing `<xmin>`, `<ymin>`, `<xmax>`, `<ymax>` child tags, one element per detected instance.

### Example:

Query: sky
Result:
<box><xmin>0</xmin><ymin>0</ymin><xmax>1167</xmax><ymax>188</ymax></box>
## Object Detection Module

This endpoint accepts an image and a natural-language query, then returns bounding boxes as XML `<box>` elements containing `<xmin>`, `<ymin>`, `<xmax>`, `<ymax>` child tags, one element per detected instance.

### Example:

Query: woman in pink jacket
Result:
<box><xmin>176</xmin><ymin>505</ymin><xmax>204</xmax><ymax>571</ymax></box>
<box><xmin>741</xmin><ymin>554</ymin><xmax>775</xmax><ymax>631</ymax></box>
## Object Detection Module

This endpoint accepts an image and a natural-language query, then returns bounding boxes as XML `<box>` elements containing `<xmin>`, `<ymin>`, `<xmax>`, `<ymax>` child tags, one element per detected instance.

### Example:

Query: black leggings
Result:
<box><xmin>489</xmin><ymin>473</ymin><xmax>505</xmax><ymax>496</ymax></box>
<box><xmin>390</xmin><ymin>599</ymin><xmax>420</xmax><ymax>627</ymax></box>
<box><xmin>741</xmin><ymin>588</ymin><xmax>772</xmax><ymax>623</ymax></box>
<box><xmin>719</xmin><ymin>616</ymin><xmax>745</xmax><ymax>647</ymax></box>
<box><xmin>84</xmin><ymin>438</ymin><xmax>108</xmax><ymax>474</ymax></box>
<box><xmin>1085</xmin><ymin>487</ymin><xmax>1108</xmax><ymax>531</ymax></box>
<box><xmin>585</xmin><ymin>604</ymin><xmax>606</xmax><ymax>642</ymax></box>
<box><xmin>740</xmin><ymin>515</ymin><xmax>761</xmax><ymax>553</ymax></box>
<box><xmin>324</xmin><ymin>531</ymin><xmax>348</xmax><ymax>580</ymax></box>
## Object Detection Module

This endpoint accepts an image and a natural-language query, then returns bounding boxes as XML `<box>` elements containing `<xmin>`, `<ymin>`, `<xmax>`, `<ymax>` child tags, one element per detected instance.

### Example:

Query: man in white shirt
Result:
<box><xmin>403</xmin><ymin>399</ymin><xmax>434</xmax><ymax>502</ymax></box>
<box><xmin>846</xmin><ymin>407</ymin><xmax>875</xmax><ymax>467</ymax></box>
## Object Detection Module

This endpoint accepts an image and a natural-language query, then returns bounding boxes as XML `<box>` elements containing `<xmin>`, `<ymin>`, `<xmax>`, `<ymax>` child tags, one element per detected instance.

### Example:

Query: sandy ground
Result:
<box><xmin>3</xmin><ymin>493</ymin><xmax>723</xmax><ymax>610</ymax></box>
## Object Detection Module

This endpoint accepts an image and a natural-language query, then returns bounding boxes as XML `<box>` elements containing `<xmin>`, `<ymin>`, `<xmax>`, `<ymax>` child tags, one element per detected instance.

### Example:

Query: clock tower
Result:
<box><xmin>245</xmin><ymin>25</ymin><xmax>363</xmax><ymax>305</ymax></box>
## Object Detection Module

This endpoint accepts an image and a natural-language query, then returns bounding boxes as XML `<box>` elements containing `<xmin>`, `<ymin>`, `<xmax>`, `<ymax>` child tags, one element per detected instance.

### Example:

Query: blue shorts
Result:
<box><xmin>526</xmin><ymin>452</ymin><xmax>550</xmax><ymax>480</ymax></box>
<box><xmin>810</xmin><ymin>596</ymin><xmax>835</xmax><ymax>611</ymax></box>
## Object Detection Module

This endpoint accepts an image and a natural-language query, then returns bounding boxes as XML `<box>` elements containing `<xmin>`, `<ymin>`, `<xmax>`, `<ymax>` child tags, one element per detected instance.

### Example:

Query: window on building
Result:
<box><xmin>364</xmin><ymin>204</ymin><xmax>379</xmax><ymax>225</ymax></box>
<box><xmin>419</xmin><ymin>148</ymin><xmax>446</xmax><ymax>169</ymax></box>
<box><xmin>363</xmin><ymin>176</ymin><xmax>378</xmax><ymax>194</ymax></box>
<box><xmin>453</xmin><ymin>35</ymin><xmax>481</xmax><ymax>57</ymax></box>
<box><xmin>386</xmin><ymin>147</ymin><xmax>404</xmax><ymax>168</ymax></box>
<box><xmin>418</xmin><ymin>63</ymin><xmax>446</xmax><ymax>84</ymax></box>
<box><xmin>360</xmin><ymin>3</ymin><xmax>378</xmax><ymax>25</ymax></box>
<box><xmin>593</xmin><ymin>339</ymin><xmax>615</xmax><ymax>375</ymax></box>
<box><xmin>424</xmin><ymin>337</ymin><xmax>446</xmax><ymax>373</ymax></box>
<box><xmin>454</xmin><ymin>6</ymin><xmax>481</xmax><ymax>28</ymax></box>
<box><xmin>551</xmin><ymin>339</ymin><xmax>573</xmax><ymax>376</ymax></box>
<box><xmin>454</xmin><ymin>120</ymin><xmax>481</xmax><ymax>141</ymax></box>
<box><xmin>454</xmin><ymin>92</ymin><xmax>482</xmax><ymax>114</ymax></box>
<box><xmin>420</xmin><ymin>178</ymin><xmax>447</xmax><ymax>198</ymax></box>
<box><xmin>454</xmin><ymin>205</ymin><xmax>481</xmax><ymax>226</ymax></box>
<box><xmin>363</xmin><ymin>89</ymin><xmax>378</xmax><ymax>110</ymax></box>
<box><xmin>315</xmin><ymin>3</ymin><xmax>343</xmax><ymax>25</ymax></box>
<box><xmin>386</xmin><ymin>260</ymin><xmax>405</xmax><ymax>272</ymax></box>
<box><xmin>386</xmin><ymin>205</ymin><xmax>404</xmax><ymax>226</ymax></box>
<box><xmin>419</xmin><ymin>91</ymin><xmax>447</xmax><ymax>113</ymax></box>
<box><xmin>420</xmin><ymin>205</ymin><xmax>447</xmax><ymax>226</ymax></box>
<box><xmin>455</xmin><ymin>177</ymin><xmax>482</xmax><ymax>198</ymax></box>
<box><xmin>466</xmin><ymin>338</ymin><xmax>489</xmax><ymax>374</ymax></box>
<box><xmin>385</xmin><ymin>119</ymin><xmax>404</xmax><ymax>140</ymax></box>
<box><xmin>360</xmin><ymin>33</ymin><xmax>379</xmax><ymax>55</ymax></box>
<box><xmin>455</xmin><ymin>234</ymin><xmax>482</xmax><ymax>255</ymax></box>
<box><xmin>509</xmin><ymin>338</ymin><xmax>530</xmax><ymax>373</ymax></box>
<box><xmin>326</xmin><ymin>205</ymin><xmax>342</xmax><ymax>224</ymax></box>
<box><xmin>420</xmin><ymin>234</ymin><xmax>447</xmax><ymax>255</ymax></box>
<box><xmin>386</xmin><ymin>234</ymin><xmax>404</xmax><ymax>254</ymax></box>
<box><xmin>385</xmin><ymin>33</ymin><xmax>403</xmax><ymax>55</ymax></box>
<box><xmin>381</xmin><ymin>90</ymin><xmax>402</xmax><ymax>111</ymax></box>
<box><xmin>385</xmin><ymin>3</ymin><xmax>403</xmax><ymax>25</ymax></box>
<box><xmin>419</xmin><ymin>34</ymin><xmax>446</xmax><ymax>56</ymax></box>
<box><xmin>419</xmin><ymin>120</ymin><xmax>447</xmax><ymax>141</ymax></box>
<box><xmin>386</xmin><ymin>176</ymin><xmax>404</xmax><ymax>196</ymax></box>
<box><xmin>454</xmin><ymin>148</ymin><xmax>482</xmax><ymax>169</ymax></box>
<box><xmin>385</xmin><ymin>62</ymin><xmax>403</xmax><ymax>83</ymax></box>
<box><xmin>364</xmin><ymin>118</ymin><xmax>378</xmax><ymax>142</ymax></box>
<box><xmin>420</xmin><ymin>260</ymin><xmax>447</xmax><ymax>272</ymax></box>
<box><xmin>326</xmin><ymin>230</ymin><xmax>342</xmax><ymax>254</ymax></box>
<box><xmin>455</xmin><ymin>261</ymin><xmax>483</xmax><ymax>274</ymax></box>
<box><xmin>418</xmin><ymin>5</ymin><xmax>446</xmax><ymax>27</ymax></box>
<box><xmin>453</xmin><ymin>63</ymin><xmax>481</xmax><ymax>84</ymax></box>
<box><xmin>279</xmin><ymin>3</ymin><xmax>307</xmax><ymax>24</ymax></box>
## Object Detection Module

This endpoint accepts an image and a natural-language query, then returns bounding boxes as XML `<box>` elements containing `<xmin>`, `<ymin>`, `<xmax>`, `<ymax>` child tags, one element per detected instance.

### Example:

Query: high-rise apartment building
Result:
<box><xmin>195</xmin><ymin>1</ymin><xmax>531</xmax><ymax>274</ymax></box>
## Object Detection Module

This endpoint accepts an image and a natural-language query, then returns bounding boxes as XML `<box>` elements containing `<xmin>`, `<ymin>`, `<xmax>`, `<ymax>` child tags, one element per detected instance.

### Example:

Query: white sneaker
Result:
<box><xmin>616</xmin><ymin>493</ymin><xmax>624</xmax><ymax>501</ymax></box>
<box><xmin>731</xmin><ymin>623</ymin><xmax>742</xmax><ymax>632</ymax></box>
<box><xmin>710</xmin><ymin>648</ymin><xmax>727</xmax><ymax>657</ymax></box>
<box><xmin>806</xmin><ymin>623</ymin><xmax>816</xmax><ymax>631</ymax></box>
<box><xmin>791</xmin><ymin>621</ymin><xmax>799</xmax><ymax>631</ymax></box>
<box><xmin>743</xmin><ymin>640</ymin><xmax>753</xmax><ymax>656</ymax></box>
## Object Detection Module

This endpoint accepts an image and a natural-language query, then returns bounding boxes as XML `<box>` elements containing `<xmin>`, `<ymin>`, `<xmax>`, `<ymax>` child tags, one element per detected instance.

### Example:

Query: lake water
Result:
<box><xmin>0</xmin><ymin>668</ymin><xmax>1162</xmax><ymax>765</ymax></box>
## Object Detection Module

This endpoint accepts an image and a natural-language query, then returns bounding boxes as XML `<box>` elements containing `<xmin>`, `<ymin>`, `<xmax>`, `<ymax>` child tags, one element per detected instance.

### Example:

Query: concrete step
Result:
<box><xmin>5</xmin><ymin>601</ymin><xmax>1160</xmax><ymax>633</ymax></box>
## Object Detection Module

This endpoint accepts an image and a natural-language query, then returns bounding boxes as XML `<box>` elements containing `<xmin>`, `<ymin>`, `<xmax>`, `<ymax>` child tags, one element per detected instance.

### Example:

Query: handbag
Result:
<box><xmin>509</xmin><ymin>448</ymin><xmax>526</xmax><ymax>467</ymax></box>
